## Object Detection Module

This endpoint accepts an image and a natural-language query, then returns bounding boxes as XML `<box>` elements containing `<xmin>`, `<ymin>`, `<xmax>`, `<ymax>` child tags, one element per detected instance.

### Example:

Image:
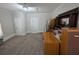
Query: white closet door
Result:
<box><xmin>30</xmin><ymin>13</ymin><xmax>39</xmax><ymax>33</ymax></box>
<box><xmin>26</xmin><ymin>13</ymin><xmax>50</xmax><ymax>33</ymax></box>
<box><xmin>14</xmin><ymin>11</ymin><xmax>26</xmax><ymax>35</ymax></box>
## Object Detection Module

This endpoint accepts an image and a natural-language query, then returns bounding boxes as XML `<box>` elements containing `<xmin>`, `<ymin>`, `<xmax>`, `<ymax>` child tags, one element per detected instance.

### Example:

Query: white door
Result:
<box><xmin>14</xmin><ymin>12</ymin><xmax>26</xmax><ymax>35</ymax></box>
<box><xmin>30</xmin><ymin>16</ymin><xmax>39</xmax><ymax>33</ymax></box>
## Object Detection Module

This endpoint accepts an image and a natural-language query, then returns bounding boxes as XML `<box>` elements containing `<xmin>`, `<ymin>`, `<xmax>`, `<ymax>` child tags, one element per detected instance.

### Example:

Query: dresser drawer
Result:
<box><xmin>68</xmin><ymin>32</ymin><xmax>79</xmax><ymax>54</ymax></box>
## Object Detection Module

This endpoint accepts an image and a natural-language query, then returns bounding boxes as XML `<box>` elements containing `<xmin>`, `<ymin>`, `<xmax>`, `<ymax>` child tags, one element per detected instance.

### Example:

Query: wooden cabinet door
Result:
<box><xmin>67</xmin><ymin>32</ymin><xmax>79</xmax><ymax>54</ymax></box>
<box><xmin>60</xmin><ymin>29</ymin><xmax>79</xmax><ymax>55</ymax></box>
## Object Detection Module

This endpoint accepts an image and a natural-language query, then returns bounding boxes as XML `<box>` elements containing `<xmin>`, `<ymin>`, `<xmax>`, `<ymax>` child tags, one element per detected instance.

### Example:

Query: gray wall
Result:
<box><xmin>0</xmin><ymin>8</ymin><xmax>15</xmax><ymax>41</ymax></box>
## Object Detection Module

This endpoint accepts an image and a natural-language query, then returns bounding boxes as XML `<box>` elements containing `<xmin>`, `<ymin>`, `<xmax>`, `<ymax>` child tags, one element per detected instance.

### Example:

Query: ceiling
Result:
<box><xmin>0</xmin><ymin>3</ymin><xmax>61</xmax><ymax>13</ymax></box>
<box><xmin>18</xmin><ymin>3</ymin><xmax>61</xmax><ymax>13</ymax></box>
<box><xmin>19</xmin><ymin>3</ymin><xmax>61</xmax><ymax>7</ymax></box>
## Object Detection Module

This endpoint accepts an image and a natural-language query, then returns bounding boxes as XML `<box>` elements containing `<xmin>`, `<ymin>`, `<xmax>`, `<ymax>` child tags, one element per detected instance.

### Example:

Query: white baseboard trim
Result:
<box><xmin>26</xmin><ymin>31</ymin><xmax>44</xmax><ymax>33</ymax></box>
<box><xmin>15</xmin><ymin>33</ymin><xmax>26</xmax><ymax>36</ymax></box>
<box><xmin>3</xmin><ymin>33</ymin><xmax>16</xmax><ymax>42</ymax></box>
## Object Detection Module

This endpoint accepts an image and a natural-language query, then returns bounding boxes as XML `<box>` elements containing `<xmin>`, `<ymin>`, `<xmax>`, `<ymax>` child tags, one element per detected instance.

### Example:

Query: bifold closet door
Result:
<box><xmin>14</xmin><ymin>11</ymin><xmax>26</xmax><ymax>35</ymax></box>
<box><xmin>26</xmin><ymin>13</ymin><xmax>39</xmax><ymax>33</ymax></box>
<box><xmin>26</xmin><ymin>13</ymin><xmax>49</xmax><ymax>33</ymax></box>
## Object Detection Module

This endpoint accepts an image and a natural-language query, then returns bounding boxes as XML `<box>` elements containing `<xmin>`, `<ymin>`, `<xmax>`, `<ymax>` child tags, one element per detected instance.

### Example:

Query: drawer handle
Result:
<box><xmin>74</xmin><ymin>35</ymin><xmax>79</xmax><ymax>37</ymax></box>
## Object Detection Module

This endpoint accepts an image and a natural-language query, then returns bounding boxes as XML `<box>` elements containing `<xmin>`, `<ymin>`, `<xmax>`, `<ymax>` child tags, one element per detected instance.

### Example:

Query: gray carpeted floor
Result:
<box><xmin>0</xmin><ymin>33</ymin><xmax>43</xmax><ymax>55</ymax></box>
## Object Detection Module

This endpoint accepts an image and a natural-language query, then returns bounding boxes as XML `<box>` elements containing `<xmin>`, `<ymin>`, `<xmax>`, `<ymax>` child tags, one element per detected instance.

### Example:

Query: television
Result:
<box><xmin>61</xmin><ymin>18</ymin><xmax>69</xmax><ymax>27</ymax></box>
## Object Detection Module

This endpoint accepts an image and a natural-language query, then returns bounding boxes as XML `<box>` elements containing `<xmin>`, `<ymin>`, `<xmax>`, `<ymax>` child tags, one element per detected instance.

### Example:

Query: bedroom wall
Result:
<box><xmin>25</xmin><ymin>12</ymin><xmax>52</xmax><ymax>33</ymax></box>
<box><xmin>13</xmin><ymin>11</ymin><xmax>52</xmax><ymax>35</ymax></box>
<box><xmin>52</xmin><ymin>3</ymin><xmax>79</xmax><ymax>18</ymax></box>
<box><xmin>0</xmin><ymin>8</ymin><xmax>15</xmax><ymax>41</ymax></box>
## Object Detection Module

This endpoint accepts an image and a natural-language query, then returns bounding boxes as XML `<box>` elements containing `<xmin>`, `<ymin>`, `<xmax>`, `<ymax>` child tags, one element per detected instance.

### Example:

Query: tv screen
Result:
<box><xmin>61</xmin><ymin>18</ymin><xmax>69</xmax><ymax>27</ymax></box>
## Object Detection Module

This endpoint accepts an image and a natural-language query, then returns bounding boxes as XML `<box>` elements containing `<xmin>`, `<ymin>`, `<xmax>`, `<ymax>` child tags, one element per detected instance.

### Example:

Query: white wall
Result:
<box><xmin>14</xmin><ymin>11</ymin><xmax>26</xmax><ymax>35</ymax></box>
<box><xmin>13</xmin><ymin>11</ymin><xmax>52</xmax><ymax>35</ymax></box>
<box><xmin>52</xmin><ymin>3</ymin><xmax>79</xmax><ymax>18</ymax></box>
<box><xmin>25</xmin><ymin>12</ymin><xmax>52</xmax><ymax>33</ymax></box>
<box><xmin>52</xmin><ymin>3</ymin><xmax>79</xmax><ymax>27</ymax></box>
<box><xmin>0</xmin><ymin>8</ymin><xmax>15</xmax><ymax>41</ymax></box>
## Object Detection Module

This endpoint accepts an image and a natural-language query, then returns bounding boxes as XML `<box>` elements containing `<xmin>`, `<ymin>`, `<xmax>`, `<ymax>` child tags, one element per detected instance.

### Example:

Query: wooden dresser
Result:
<box><xmin>60</xmin><ymin>28</ymin><xmax>79</xmax><ymax>55</ymax></box>
<box><xmin>43</xmin><ymin>32</ymin><xmax>59</xmax><ymax>55</ymax></box>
